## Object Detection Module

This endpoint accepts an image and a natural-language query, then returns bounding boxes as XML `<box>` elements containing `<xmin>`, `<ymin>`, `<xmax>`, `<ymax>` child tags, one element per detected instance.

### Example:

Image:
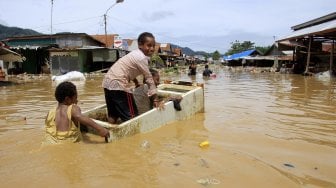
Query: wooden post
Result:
<box><xmin>293</xmin><ymin>46</ymin><xmax>296</xmax><ymax>62</ymax></box>
<box><xmin>330</xmin><ymin>40</ymin><xmax>334</xmax><ymax>75</ymax></box>
<box><xmin>304</xmin><ymin>36</ymin><xmax>312</xmax><ymax>74</ymax></box>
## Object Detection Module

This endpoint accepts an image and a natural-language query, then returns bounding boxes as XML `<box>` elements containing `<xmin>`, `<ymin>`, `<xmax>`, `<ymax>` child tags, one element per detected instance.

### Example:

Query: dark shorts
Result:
<box><xmin>104</xmin><ymin>88</ymin><xmax>138</xmax><ymax>122</ymax></box>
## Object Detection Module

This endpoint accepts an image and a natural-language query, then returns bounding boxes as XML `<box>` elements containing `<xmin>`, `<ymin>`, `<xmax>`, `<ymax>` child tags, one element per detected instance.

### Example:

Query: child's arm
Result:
<box><xmin>149</xmin><ymin>94</ymin><xmax>165</xmax><ymax>110</ymax></box>
<box><xmin>133</xmin><ymin>78</ymin><xmax>140</xmax><ymax>88</ymax></box>
<box><xmin>71</xmin><ymin>104</ymin><xmax>110</xmax><ymax>138</ymax></box>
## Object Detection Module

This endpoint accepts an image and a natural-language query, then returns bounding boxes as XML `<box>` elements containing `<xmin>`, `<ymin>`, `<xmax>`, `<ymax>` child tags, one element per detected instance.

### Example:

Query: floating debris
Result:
<box><xmin>199</xmin><ymin>141</ymin><xmax>210</xmax><ymax>148</ymax></box>
<box><xmin>197</xmin><ymin>178</ymin><xmax>220</xmax><ymax>185</ymax></box>
<box><xmin>199</xmin><ymin>158</ymin><xmax>209</xmax><ymax>168</ymax></box>
<box><xmin>140</xmin><ymin>140</ymin><xmax>150</xmax><ymax>149</ymax></box>
<box><xmin>5</xmin><ymin>116</ymin><xmax>27</xmax><ymax>122</ymax></box>
<box><xmin>283</xmin><ymin>163</ymin><xmax>295</xmax><ymax>168</ymax></box>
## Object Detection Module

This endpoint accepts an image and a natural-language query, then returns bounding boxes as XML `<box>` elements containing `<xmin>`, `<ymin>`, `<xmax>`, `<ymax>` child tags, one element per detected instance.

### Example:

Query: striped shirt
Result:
<box><xmin>102</xmin><ymin>49</ymin><xmax>157</xmax><ymax>96</ymax></box>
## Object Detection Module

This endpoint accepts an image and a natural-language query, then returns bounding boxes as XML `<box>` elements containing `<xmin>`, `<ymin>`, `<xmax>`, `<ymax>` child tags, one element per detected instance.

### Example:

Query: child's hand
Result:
<box><xmin>99</xmin><ymin>128</ymin><xmax>110</xmax><ymax>138</ymax></box>
<box><xmin>154</xmin><ymin>100</ymin><xmax>165</xmax><ymax>110</ymax></box>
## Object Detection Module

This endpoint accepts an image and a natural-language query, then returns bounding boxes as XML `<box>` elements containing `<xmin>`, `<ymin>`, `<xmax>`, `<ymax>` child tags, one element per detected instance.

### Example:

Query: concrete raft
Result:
<box><xmin>82</xmin><ymin>83</ymin><xmax>204</xmax><ymax>142</ymax></box>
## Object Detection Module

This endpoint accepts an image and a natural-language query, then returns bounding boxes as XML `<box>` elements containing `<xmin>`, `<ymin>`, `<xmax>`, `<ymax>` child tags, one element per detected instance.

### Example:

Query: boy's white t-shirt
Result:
<box><xmin>102</xmin><ymin>49</ymin><xmax>157</xmax><ymax>96</ymax></box>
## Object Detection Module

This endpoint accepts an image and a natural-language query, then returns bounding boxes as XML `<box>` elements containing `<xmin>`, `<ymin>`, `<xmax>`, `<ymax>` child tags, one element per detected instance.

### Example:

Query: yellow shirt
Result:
<box><xmin>44</xmin><ymin>104</ymin><xmax>82</xmax><ymax>144</ymax></box>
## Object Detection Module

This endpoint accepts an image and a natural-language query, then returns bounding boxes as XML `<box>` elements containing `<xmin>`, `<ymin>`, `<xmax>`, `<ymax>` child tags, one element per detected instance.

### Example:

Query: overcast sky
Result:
<box><xmin>0</xmin><ymin>0</ymin><xmax>334</xmax><ymax>53</ymax></box>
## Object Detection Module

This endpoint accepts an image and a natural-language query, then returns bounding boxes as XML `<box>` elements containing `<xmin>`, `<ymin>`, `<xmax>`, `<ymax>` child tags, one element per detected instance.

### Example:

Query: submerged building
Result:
<box><xmin>3</xmin><ymin>33</ymin><xmax>124</xmax><ymax>75</ymax></box>
<box><xmin>277</xmin><ymin>12</ymin><xmax>336</xmax><ymax>75</ymax></box>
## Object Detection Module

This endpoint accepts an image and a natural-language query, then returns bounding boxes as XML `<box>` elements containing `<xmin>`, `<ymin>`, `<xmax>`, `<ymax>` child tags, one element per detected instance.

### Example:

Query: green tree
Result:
<box><xmin>150</xmin><ymin>53</ymin><xmax>164</xmax><ymax>68</ymax></box>
<box><xmin>204</xmin><ymin>54</ymin><xmax>209</xmax><ymax>61</ymax></box>
<box><xmin>225</xmin><ymin>40</ymin><xmax>255</xmax><ymax>55</ymax></box>
<box><xmin>212</xmin><ymin>50</ymin><xmax>221</xmax><ymax>60</ymax></box>
<box><xmin>255</xmin><ymin>45</ymin><xmax>271</xmax><ymax>55</ymax></box>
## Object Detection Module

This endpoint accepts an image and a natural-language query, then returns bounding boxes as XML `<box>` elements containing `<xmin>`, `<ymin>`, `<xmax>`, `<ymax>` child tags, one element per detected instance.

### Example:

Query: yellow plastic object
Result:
<box><xmin>199</xmin><ymin>141</ymin><xmax>209</xmax><ymax>148</ymax></box>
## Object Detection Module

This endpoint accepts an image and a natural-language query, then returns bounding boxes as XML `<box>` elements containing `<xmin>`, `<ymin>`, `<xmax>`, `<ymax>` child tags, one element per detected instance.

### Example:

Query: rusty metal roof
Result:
<box><xmin>91</xmin><ymin>34</ymin><xmax>118</xmax><ymax>47</ymax></box>
<box><xmin>5</xmin><ymin>33</ymin><xmax>104</xmax><ymax>45</ymax></box>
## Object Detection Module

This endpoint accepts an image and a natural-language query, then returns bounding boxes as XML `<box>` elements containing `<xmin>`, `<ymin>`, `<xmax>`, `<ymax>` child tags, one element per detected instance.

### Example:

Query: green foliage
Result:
<box><xmin>204</xmin><ymin>54</ymin><xmax>209</xmax><ymax>61</ymax></box>
<box><xmin>163</xmin><ymin>67</ymin><xmax>179</xmax><ymax>74</ymax></box>
<box><xmin>150</xmin><ymin>53</ymin><xmax>164</xmax><ymax>68</ymax></box>
<box><xmin>255</xmin><ymin>46</ymin><xmax>271</xmax><ymax>55</ymax></box>
<box><xmin>212</xmin><ymin>50</ymin><xmax>221</xmax><ymax>60</ymax></box>
<box><xmin>225</xmin><ymin>40</ymin><xmax>255</xmax><ymax>55</ymax></box>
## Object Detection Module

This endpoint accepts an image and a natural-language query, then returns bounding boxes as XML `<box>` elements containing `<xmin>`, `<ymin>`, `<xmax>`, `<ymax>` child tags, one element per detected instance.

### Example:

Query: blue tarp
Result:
<box><xmin>223</xmin><ymin>49</ymin><xmax>256</xmax><ymax>60</ymax></box>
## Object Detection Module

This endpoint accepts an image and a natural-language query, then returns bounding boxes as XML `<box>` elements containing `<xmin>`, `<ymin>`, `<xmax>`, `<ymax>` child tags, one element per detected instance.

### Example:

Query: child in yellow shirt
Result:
<box><xmin>44</xmin><ymin>81</ymin><xmax>109</xmax><ymax>144</ymax></box>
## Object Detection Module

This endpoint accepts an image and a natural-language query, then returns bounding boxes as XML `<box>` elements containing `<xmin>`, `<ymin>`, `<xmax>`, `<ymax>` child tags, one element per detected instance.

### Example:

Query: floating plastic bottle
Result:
<box><xmin>199</xmin><ymin>141</ymin><xmax>209</xmax><ymax>148</ymax></box>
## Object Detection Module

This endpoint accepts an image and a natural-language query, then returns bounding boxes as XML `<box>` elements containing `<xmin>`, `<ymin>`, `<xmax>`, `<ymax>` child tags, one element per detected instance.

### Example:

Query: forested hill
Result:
<box><xmin>171</xmin><ymin>44</ymin><xmax>210</xmax><ymax>56</ymax></box>
<box><xmin>0</xmin><ymin>24</ymin><xmax>41</xmax><ymax>40</ymax></box>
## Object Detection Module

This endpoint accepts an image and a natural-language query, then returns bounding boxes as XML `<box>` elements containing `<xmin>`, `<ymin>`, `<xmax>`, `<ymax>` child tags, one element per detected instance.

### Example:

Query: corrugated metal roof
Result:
<box><xmin>0</xmin><ymin>47</ymin><xmax>25</xmax><ymax>62</ymax></box>
<box><xmin>155</xmin><ymin>43</ymin><xmax>161</xmax><ymax>53</ymax></box>
<box><xmin>243</xmin><ymin>55</ymin><xmax>293</xmax><ymax>61</ymax></box>
<box><xmin>173</xmin><ymin>48</ymin><xmax>182</xmax><ymax>56</ymax></box>
<box><xmin>91</xmin><ymin>34</ymin><xmax>117</xmax><ymax>47</ymax></box>
<box><xmin>291</xmin><ymin>12</ymin><xmax>336</xmax><ymax>31</ymax></box>
<box><xmin>0</xmin><ymin>47</ymin><xmax>21</xmax><ymax>56</ymax></box>
<box><xmin>5</xmin><ymin>33</ymin><xmax>105</xmax><ymax>48</ymax></box>
<box><xmin>77</xmin><ymin>46</ymin><xmax>106</xmax><ymax>50</ymax></box>
<box><xmin>5</xmin><ymin>33</ymin><xmax>104</xmax><ymax>45</ymax></box>
<box><xmin>278</xmin><ymin>19</ymin><xmax>336</xmax><ymax>41</ymax></box>
<box><xmin>160</xmin><ymin>43</ymin><xmax>172</xmax><ymax>55</ymax></box>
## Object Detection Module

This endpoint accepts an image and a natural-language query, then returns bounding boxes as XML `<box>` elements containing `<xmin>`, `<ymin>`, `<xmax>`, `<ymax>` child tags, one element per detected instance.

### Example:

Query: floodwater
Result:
<box><xmin>0</xmin><ymin>67</ymin><xmax>336</xmax><ymax>187</ymax></box>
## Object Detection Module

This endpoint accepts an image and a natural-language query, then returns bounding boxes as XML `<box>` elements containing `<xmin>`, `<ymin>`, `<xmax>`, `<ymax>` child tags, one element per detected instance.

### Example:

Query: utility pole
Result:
<box><xmin>51</xmin><ymin>0</ymin><xmax>54</xmax><ymax>35</ymax></box>
<box><xmin>49</xmin><ymin>0</ymin><xmax>54</xmax><ymax>74</ymax></box>
<box><xmin>104</xmin><ymin>0</ymin><xmax>124</xmax><ymax>47</ymax></box>
<box><xmin>104</xmin><ymin>14</ymin><xmax>107</xmax><ymax>47</ymax></box>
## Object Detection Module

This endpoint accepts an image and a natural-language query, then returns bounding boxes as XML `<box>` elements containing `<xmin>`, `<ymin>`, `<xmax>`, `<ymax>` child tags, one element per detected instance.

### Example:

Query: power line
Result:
<box><xmin>29</xmin><ymin>12</ymin><xmax>225</xmax><ymax>52</ymax></box>
<box><xmin>31</xmin><ymin>16</ymin><xmax>102</xmax><ymax>31</ymax></box>
<box><xmin>107</xmin><ymin>15</ymin><xmax>225</xmax><ymax>51</ymax></box>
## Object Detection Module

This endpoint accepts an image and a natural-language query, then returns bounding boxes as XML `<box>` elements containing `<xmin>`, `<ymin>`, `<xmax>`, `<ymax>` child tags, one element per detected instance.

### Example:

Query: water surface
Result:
<box><xmin>0</xmin><ymin>68</ymin><xmax>335</xmax><ymax>187</ymax></box>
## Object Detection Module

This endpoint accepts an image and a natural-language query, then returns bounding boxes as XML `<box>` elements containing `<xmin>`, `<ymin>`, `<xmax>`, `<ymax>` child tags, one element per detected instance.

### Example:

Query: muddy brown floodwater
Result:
<box><xmin>0</xmin><ymin>67</ymin><xmax>335</xmax><ymax>187</ymax></box>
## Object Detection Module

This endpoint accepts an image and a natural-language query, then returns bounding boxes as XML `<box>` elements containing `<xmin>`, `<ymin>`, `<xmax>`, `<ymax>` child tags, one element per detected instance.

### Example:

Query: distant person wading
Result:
<box><xmin>188</xmin><ymin>62</ymin><xmax>197</xmax><ymax>76</ymax></box>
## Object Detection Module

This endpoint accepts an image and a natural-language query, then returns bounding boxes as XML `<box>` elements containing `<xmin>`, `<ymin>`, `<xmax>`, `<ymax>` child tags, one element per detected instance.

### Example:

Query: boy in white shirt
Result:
<box><xmin>102</xmin><ymin>32</ymin><xmax>158</xmax><ymax>124</ymax></box>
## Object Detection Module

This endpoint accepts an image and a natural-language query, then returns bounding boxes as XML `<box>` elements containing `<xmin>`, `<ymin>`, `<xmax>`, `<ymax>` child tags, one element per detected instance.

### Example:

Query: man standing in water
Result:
<box><xmin>0</xmin><ymin>66</ymin><xmax>6</xmax><ymax>80</ymax></box>
<box><xmin>188</xmin><ymin>62</ymin><xmax>197</xmax><ymax>76</ymax></box>
<box><xmin>102</xmin><ymin>32</ymin><xmax>158</xmax><ymax>125</ymax></box>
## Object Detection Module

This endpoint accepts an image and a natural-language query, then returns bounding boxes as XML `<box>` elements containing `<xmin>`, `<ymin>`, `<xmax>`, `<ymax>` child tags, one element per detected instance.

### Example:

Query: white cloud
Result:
<box><xmin>0</xmin><ymin>0</ymin><xmax>335</xmax><ymax>52</ymax></box>
<box><xmin>141</xmin><ymin>11</ymin><xmax>175</xmax><ymax>22</ymax></box>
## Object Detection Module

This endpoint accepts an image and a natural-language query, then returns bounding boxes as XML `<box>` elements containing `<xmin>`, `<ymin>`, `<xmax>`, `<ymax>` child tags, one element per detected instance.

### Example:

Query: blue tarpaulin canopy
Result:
<box><xmin>223</xmin><ymin>49</ymin><xmax>257</xmax><ymax>60</ymax></box>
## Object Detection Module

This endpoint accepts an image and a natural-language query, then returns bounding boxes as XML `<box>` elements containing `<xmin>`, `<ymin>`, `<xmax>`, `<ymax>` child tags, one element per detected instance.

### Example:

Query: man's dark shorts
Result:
<box><xmin>104</xmin><ymin>88</ymin><xmax>138</xmax><ymax>122</ymax></box>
